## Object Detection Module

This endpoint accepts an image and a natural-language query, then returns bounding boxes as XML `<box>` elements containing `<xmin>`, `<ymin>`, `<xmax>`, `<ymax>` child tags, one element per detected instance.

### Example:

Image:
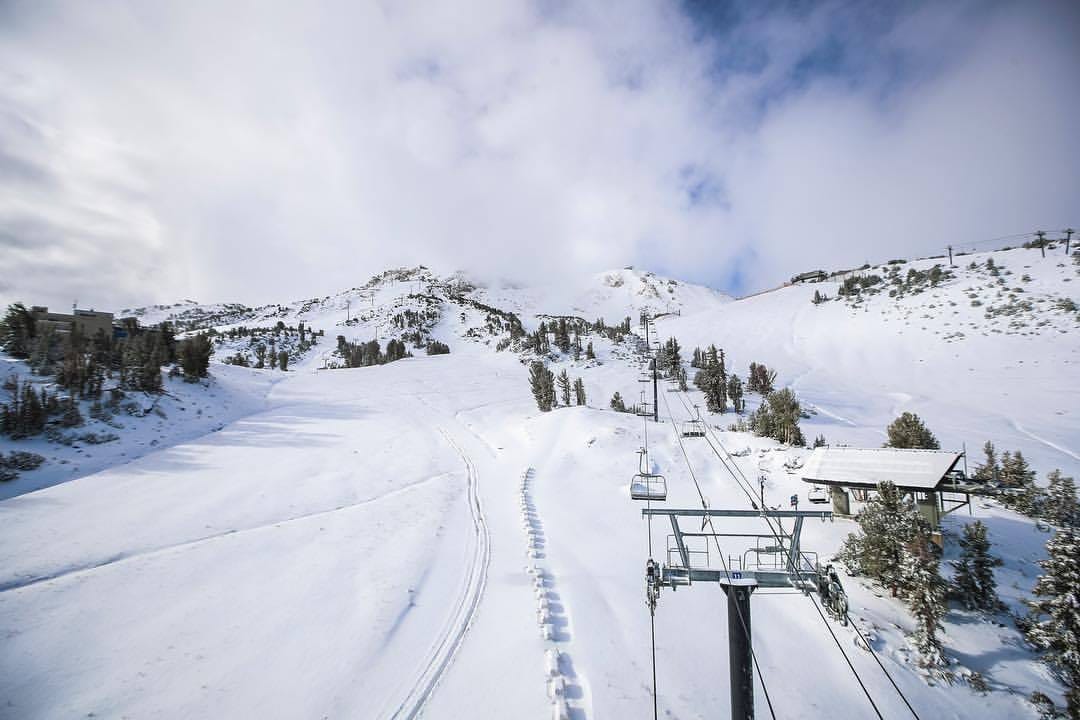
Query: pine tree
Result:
<box><xmin>557</xmin><ymin>369</ymin><xmax>571</xmax><ymax>407</ymax></box>
<box><xmin>585</xmin><ymin>341</ymin><xmax>595</xmax><ymax>360</ymax></box>
<box><xmin>748</xmin><ymin>387</ymin><xmax>805</xmax><ymax>446</ymax></box>
<box><xmin>902</xmin><ymin>537</ymin><xmax>947</xmax><ymax>667</ymax></box>
<box><xmin>972</xmin><ymin>441</ymin><xmax>999</xmax><ymax>483</ymax></box>
<box><xmin>953</xmin><ymin>521</ymin><xmax>999</xmax><ymax>611</ymax></box>
<box><xmin>278</xmin><ymin>351</ymin><xmax>289</xmax><ymax>371</ymax></box>
<box><xmin>727</xmin><ymin>374</ymin><xmax>744</xmax><ymax>414</ymax></box>
<box><xmin>747</xmin><ymin>362</ymin><xmax>777</xmax><ymax>395</ymax></box>
<box><xmin>1001</xmin><ymin>450</ymin><xmax>1044</xmax><ymax>516</ymax></box>
<box><xmin>885</xmin><ymin>412</ymin><xmax>940</xmax><ymax>449</ymax></box>
<box><xmin>1045</xmin><ymin>470</ymin><xmax>1079</xmax><ymax>528</ymax></box>
<box><xmin>1025</xmin><ymin>526</ymin><xmax>1080</xmax><ymax>717</ymax></box>
<box><xmin>838</xmin><ymin>481</ymin><xmax>928</xmax><ymax>595</ymax></box>
<box><xmin>178</xmin><ymin>335</ymin><xmax>213</xmax><ymax>382</ymax></box>
<box><xmin>693</xmin><ymin>346</ymin><xmax>727</xmax><ymax>413</ymax></box>
<box><xmin>610</xmin><ymin>392</ymin><xmax>626</xmax><ymax>412</ymax></box>
<box><xmin>555</xmin><ymin>319</ymin><xmax>571</xmax><ymax>353</ymax></box>
<box><xmin>528</xmin><ymin>361</ymin><xmax>555</xmax><ymax>412</ymax></box>
<box><xmin>60</xmin><ymin>396</ymin><xmax>83</xmax><ymax>428</ymax></box>
<box><xmin>0</xmin><ymin>302</ymin><xmax>36</xmax><ymax>358</ymax></box>
<box><xmin>573</xmin><ymin>377</ymin><xmax>586</xmax><ymax>406</ymax></box>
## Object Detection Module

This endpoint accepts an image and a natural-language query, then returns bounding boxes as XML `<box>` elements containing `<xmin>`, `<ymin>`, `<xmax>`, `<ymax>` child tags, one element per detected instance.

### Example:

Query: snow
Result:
<box><xmin>1</xmin><ymin>248</ymin><xmax>1077</xmax><ymax>717</ymax></box>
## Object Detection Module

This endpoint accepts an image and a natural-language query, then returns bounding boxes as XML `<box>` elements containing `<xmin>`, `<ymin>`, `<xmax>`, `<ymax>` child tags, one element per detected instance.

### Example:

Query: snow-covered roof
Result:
<box><xmin>801</xmin><ymin>446</ymin><xmax>962</xmax><ymax>490</ymax></box>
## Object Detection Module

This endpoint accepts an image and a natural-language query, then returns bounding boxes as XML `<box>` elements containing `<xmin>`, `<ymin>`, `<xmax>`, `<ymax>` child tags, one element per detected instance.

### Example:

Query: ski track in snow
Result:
<box><xmin>521</xmin><ymin>467</ymin><xmax>589</xmax><ymax>720</ymax></box>
<box><xmin>1011</xmin><ymin>419</ymin><xmax>1080</xmax><ymax>462</ymax></box>
<box><xmin>385</xmin><ymin>428</ymin><xmax>491</xmax><ymax>720</ymax></box>
<box><xmin>0</xmin><ymin>473</ymin><xmax>452</xmax><ymax>594</ymax></box>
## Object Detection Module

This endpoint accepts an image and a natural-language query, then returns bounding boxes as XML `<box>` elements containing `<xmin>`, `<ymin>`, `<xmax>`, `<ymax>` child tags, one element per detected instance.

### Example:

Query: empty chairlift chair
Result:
<box><xmin>630</xmin><ymin>446</ymin><xmax>667</xmax><ymax>501</ymax></box>
<box><xmin>630</xmin><ymin>471</ymin><xmax>668</xmax><ymax>501</ymax></box>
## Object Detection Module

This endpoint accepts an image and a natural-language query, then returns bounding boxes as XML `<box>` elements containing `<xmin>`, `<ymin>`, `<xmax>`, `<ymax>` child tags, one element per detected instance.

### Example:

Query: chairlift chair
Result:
<box><xmin>680</xmin><ymin>418</ymin><xmax>706</xmax><ymax>438</ymax></box>
<box><xmin>807</xmin><ymin>485</ymin><xmax>829</xmax><ymax>504</ymax></box>
<box><xmin>680</xmin><ymin>406</ymin><xmax>706</xmax><ymax>438</ymax></box>
<box><xmin>630</xmin><ymin>472</ymin><xmax>668</xmax><ymax>501</ymax></box>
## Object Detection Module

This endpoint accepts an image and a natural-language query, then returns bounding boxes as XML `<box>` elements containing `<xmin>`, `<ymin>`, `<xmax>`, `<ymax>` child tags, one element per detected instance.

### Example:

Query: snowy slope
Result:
<box><xmin>1</xmin><ymin>249</ymin><xmax>1077</xmax><ymax>718</ymax></box>
<box><xmin>657</xmin><ymin>246</ymin><xmax>1080</xmax><ymax>479</ymax></box>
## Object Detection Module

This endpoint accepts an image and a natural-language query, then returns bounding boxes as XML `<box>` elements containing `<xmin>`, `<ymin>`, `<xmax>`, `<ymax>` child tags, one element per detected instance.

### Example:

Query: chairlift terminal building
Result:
<box><xmin>800</xmin><ymin>446</ymin><xmax>969</xmax><ymax>528</ymax></box>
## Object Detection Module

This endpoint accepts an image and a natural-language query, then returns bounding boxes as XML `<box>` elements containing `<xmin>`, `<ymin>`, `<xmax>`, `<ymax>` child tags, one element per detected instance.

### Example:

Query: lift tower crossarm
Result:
<box><xmin>643</xmin><ymin>507</ymin><xmax>835</xmax><ymax>719</ymax></box>
<box><xmin>642</xmin><ymin>508</ymin><xmax>833</xmax><ymax>519</ymax></box>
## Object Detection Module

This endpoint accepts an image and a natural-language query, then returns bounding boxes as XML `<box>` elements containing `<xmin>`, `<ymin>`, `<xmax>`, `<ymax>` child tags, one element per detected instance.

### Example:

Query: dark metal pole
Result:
<box><xmin>652</xmin><ymin>357</ymin><xmax>659</xmax><ymax>423</ymax></box>
<box><xmin>947</xmin><ymin>245</ymin><xmax>953</xmax><ymax>267</ymax></box>
<box><xmin>722</xmin><ymin>584</ymin><xmax>755</xmax><ymax>720</ymax></box>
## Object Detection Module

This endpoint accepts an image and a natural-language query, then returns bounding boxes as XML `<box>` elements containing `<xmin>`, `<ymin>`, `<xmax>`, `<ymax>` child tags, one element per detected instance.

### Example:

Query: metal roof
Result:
<box><xmin>801</xmin><ymin>446</ymin><xmax>963</xmax><ymax>491</ymax></box>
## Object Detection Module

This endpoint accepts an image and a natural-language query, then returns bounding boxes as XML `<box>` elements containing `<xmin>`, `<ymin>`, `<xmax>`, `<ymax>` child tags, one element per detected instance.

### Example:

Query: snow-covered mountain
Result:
<box><xmin>1</xmin><ymin>245</ymin><xmax>1077</xmax><ymax>718</ymax></box>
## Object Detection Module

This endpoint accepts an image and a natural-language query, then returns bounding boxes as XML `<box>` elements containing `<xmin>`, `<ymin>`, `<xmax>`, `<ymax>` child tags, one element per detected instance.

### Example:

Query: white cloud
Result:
<box><xmin>0</xmin><ymin>0</ymin><xmax>1076</xmax><ymax>310</ymax></box>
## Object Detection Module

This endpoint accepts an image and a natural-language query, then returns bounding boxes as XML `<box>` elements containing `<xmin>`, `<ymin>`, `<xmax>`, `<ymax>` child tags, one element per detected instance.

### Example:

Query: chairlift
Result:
<box><xmin>630</xmin><ymin>447</ymin><xmax>668</xmax><ymax>501</ymax></box>
<box><xmin>631</xmin><ymin>472</ymin><xmax>668</xmax><ymax>501</ymax></box>
<box><xmin>807</xmin><ymin>485</ymin><xmax>829</xmax><ymax>504</ymax></box>
<box><xmin>681</xmin><ymin>418</ymin><xmax>706</xmax><ymax>438</ymax></box>
<box><xmin>680</xmin><ymin>406</ymin><xmax>706</xmax><ymax>438</ymax></box>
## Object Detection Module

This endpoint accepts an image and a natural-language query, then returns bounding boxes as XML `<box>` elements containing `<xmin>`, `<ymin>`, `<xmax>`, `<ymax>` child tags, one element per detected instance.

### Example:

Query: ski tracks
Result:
<box><xmin>1011</xmin><ymin>419</ymin><xmax>1080</xmax><ymax>462</ymax></box>
<box><xmin>520</xmin><ymin>467</ymin><xmax>589</xmax><ymax>720</ymax></box>
<box><xmin>386</xmin><ymin>428</ymin><xmax>491</xmax><ymax>720</ymax></box>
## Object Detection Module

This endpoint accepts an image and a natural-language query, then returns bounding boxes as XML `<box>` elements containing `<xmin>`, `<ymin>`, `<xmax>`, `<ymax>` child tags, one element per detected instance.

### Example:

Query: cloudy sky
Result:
<box><xmin>1</xmin><ymin>0</ymin><xmax>1077</xmax><ymax>310</ymax></box>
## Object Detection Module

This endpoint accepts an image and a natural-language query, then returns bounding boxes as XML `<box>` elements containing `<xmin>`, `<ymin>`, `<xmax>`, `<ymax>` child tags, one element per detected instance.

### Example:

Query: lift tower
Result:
<box><xmin>643</xmin><ymin>507</ymin><xmax>839</xmax><ymax>719</ymax></box>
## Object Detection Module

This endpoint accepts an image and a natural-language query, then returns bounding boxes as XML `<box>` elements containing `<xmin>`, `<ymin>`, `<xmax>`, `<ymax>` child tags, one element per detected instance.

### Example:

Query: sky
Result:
<box><xmin>1</xmin><ymin>0</ymin><xmax>1078</xmax><ymax>311</ymax></box>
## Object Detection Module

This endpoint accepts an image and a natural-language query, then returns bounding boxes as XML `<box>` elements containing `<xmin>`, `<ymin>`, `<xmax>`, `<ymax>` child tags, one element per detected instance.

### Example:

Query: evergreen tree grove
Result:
<box><xmin>748</xmin><ymin>387</ymin><xmax>805</xmax><ymax>446</ymax></box>
<box><xmin>178</xmin><ymin>335</ymin><xmax>213</xmax><ymax>382</ymax></box>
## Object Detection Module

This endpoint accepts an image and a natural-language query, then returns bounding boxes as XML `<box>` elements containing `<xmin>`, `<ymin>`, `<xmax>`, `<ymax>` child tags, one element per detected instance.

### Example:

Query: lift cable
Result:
<box><xmin>649</xmin><ymin>603</ymin><xmax>659</xmax><ymax>720</ymax></box>
<box><xmin>659</xmin><ymin>389</ymin><xmax>780</xmax><ymax>720</ymax></box>
<box><xmin>665</xmin><ymin>389</ymin><xmax>886</xmax><ymax>718</ymax></box>
<box><xmin>682</xmin><ymin>387</ymin><xmax>921</xmax><ymax>719</ymax></box>
<box><xmin>671</xmin><ymin>385</ymin><xmax>920</xmax><ymax>720</ymax></box>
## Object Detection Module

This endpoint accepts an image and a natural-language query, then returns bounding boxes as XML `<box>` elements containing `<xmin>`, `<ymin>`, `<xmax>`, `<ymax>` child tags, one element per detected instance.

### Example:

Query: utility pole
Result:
<box><xmin>947</xmin><ymin>245</ymin><xmax>954</xmax><ymax>267</ymax></box>
<box><xmin>1035</xmin><ymin>230</ymin><xmax>1047</xmax><ymax>258</ymax></box>
<box><xmin>1066</xmin><ymin>228</ymin><xmax>1074</xmax><ymax>255</ymax></box>
<box><xmin>346</xmin><ymin>300</ymin><xmax>351</xmax><ymax>324</ymax></box>
<box><xmin>721</xmin><ymin>582</ymin><xmax>756</xmax><ymax>720</ymax></box>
